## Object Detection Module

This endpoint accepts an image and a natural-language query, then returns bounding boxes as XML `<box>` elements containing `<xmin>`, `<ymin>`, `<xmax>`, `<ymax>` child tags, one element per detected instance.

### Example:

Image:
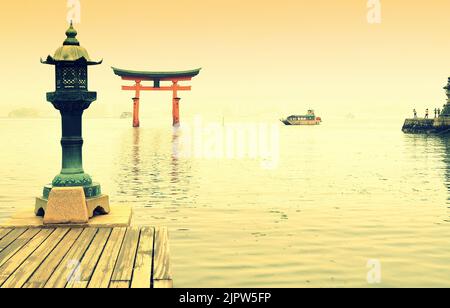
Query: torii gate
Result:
<box><xmin>112</xmin><ymin>67</ymin><xmax>201</xmax><ymax>127</ymax></box>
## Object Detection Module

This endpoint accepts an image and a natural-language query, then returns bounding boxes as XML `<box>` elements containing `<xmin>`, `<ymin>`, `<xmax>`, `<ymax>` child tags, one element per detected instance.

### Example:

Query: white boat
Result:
<box><xmin>281</xmin><ymin>110</ymin><xmax>322</xmax><ymax>126</ymax></box>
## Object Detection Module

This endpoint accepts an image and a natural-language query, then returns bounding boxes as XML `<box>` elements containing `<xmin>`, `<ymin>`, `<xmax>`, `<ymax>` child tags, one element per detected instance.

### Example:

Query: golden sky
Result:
<box><xmin>1</xmin><ymin>0</ymin><xmax>450</xmax><ymax>120</ymax></box>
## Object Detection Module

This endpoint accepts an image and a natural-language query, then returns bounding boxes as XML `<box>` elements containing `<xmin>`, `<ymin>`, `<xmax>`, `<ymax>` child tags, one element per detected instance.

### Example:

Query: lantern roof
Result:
<box><xmin>41</xmin><ymin>22</ymin><xmax>102</xmax><ymax>65</ymax></box>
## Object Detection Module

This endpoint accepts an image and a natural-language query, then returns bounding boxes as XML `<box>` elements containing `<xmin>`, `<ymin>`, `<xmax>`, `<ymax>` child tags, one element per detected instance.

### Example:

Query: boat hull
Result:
<box><xmin>281</xmin><ymin>119</ymin><xmax>321</xmax><ymax>126</ymax></box>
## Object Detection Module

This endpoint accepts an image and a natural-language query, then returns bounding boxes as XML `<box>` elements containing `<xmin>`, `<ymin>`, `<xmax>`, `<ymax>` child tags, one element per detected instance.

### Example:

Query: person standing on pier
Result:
<box><xmin>425</xmin><ymin>109</ymin><xmax>429</xmax><ymax>119</ymax></box>
<box><xmin>413</xmin><ymin>109</ymin><xmax>417</xmax><ymax>119</ymax></box>
<box><xmin>434</xmin><ymin>108</ymin><xmax>438</xmax><ymax>118</ymax></box>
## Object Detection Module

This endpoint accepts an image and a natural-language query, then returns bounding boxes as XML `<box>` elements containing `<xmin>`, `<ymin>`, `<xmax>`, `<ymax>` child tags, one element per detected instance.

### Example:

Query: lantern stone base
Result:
<box><xmin>35</xmin><ymin>187</ymin><xmax>110</xmax><ymax>225</ymax></box>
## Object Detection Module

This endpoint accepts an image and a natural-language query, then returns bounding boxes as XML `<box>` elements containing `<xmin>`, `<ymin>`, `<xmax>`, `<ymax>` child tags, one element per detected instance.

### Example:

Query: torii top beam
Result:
<box><xmin>112</xmin><ymin>67</ymin><xmax>201</xmax><ymax>81</ymax></box>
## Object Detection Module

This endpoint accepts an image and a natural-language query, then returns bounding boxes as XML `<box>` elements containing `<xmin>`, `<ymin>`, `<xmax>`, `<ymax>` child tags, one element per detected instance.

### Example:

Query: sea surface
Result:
<box><xmin>1</xmin><ymin>116</ymin><xmax>450</xmax><ymax>287</ymax></box>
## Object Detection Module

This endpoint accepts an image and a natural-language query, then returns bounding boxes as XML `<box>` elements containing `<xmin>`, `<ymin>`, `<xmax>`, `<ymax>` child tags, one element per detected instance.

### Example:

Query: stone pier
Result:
<box><xmin>402</xmin><ymin>118</ymin><xmax>450</xmax><ymax>134</ymax></box>
<box><xmin>402</xmin><ymin>77</ymin><xmax>450</xmax><ymax>134</ymax></box>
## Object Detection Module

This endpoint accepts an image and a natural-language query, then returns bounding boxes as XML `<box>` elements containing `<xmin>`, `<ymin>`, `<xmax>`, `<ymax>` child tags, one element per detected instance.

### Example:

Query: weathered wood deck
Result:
<box><xmin>0</xmin><ymin>227</ymin><xmax>172</xmax><ymax>288</ymax></box>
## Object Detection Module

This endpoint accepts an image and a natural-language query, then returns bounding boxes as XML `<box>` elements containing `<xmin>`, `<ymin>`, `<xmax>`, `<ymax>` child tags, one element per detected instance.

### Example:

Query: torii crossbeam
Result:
<box><xmin>112</xmin><ymin>67</ymin><xmax>201</xmax><ymax>127</ymax></box>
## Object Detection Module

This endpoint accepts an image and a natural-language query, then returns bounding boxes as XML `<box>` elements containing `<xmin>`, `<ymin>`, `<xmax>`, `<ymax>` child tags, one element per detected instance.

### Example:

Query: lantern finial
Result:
<box><xmin>64</xmin><ymin>22</ymin><xmax>80</xmax><ymax>46</ymax></box>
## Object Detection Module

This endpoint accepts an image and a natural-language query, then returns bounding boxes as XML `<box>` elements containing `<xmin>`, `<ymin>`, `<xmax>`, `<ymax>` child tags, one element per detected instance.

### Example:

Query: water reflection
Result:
<box><xmin>437</xmin><ymin>134</ymin><xmax>450</xmax><ymax>204</ymax></box>
<box><xmin>171</xmin><ymin>129</ymin><xmax>181</xmax><ymax>185</ymax></box>
<box><xmin>404</xmin><ymin>133</ymin><xmax>450</xmax><ymax>209</ymax></box>
<box><xmin>132</xmin><ymin>127</ymin><xmax>141</xmax><ymax>179</ymax></box>
<box><xmin>113</xmin><ymin>127</ymin><xmax>197</xmax><ymax>209</ymax></box>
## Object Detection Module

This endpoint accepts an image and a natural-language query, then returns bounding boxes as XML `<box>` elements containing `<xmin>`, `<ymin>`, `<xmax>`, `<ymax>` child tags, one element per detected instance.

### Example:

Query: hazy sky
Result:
<box><xmin>1</xmin><ymin>0</ymin><xmax>450</xmax><ymax>120</ymax></box>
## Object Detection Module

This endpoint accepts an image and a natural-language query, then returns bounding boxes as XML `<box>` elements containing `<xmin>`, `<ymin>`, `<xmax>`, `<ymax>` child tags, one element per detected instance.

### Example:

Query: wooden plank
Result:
<box><xmin>0</xmin><ymin>228</ymin><xmax>70</xmax><ymax>288</ymax></box>
<box><xmin>153</xmin><ymin>227</ymin><xmax>172</xmax><ymax>281</ymax></box>
<box><xmin>109</xmin><ymin>281</ymin><xmax>129</xmax><ymax>288</ymax></box>
<box><xmin>0</xmin><ymin>229</ymin><xmax>41</xmax><ymax>268</ymax></box>
<box><xmin>44</xmin><ymin>228</ymin><xmax>98</xmax><ymax>288</ymax></box>
<box><xmin>23</xmin><ymin>228</ymin><xmax>84</xmax><ymax>288</ymax></box>
<box><xmin>66</xmin><ymin>281</ymin><xmax>88</xmax><ymax>288</ymax></box>
<box><xmin>0</xmin><ymin>228</ymin><xmax>27</xmax><ymax>252</ymax></box>
<box><xmin>0</xmin><ymin>229</ymin><xmax>12</xmax><ymax>240</ymax></box>
<box><xmin>22</xmin><ymin>282</ymin><xmax>42</xmax><ymax>289</ymax></box>
<box><xmin>0</xmin><ymin>229</ymin><xmax>55</xmax><ymax>286</ymax></box>
<box><xmin>111</xmin><ymin>227</ymin><xmax>140</xmax><ymax>282</ymax></box>
<box><xmin>65</xmin><ymin>228</ymin><xmax>112</xmax><ymax>288</ymax></box>
<box><xmin>154</xmin><ymin>280</ymin><xmax>174</xmax><ymax>289</ymax></box>
<box><xmin>88</xmin><ymin>228</ymin><xmax>127</xmax><ymax>288</ymax></box>
<box><xmin>131</xmin><ymin>227</ymin><xmax>154</xmax><ymax>289</ymax></box>
<box><xmin>0</xmin><ymin>226</ymin><xmax>172</xmax><ymax>289</ymax></box>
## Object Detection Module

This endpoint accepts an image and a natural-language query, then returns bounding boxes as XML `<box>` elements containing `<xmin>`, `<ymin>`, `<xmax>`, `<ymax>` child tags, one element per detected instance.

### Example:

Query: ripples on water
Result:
<box><xmin>1</xmin><ymin>118</ymin><xmax>450</xmax><ymax>287</ymax></box>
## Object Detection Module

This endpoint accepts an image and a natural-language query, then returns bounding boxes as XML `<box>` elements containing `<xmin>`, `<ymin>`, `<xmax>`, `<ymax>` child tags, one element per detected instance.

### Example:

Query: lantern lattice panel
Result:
<box><xmin>78</xmin><ymin>67</ymin><xmax>87</xmax><ymax>89</ymax></box>
<box><xmin>56</xmin><ymin>65</ymin><xmax>88</xmax><ymax>90</ymax></box>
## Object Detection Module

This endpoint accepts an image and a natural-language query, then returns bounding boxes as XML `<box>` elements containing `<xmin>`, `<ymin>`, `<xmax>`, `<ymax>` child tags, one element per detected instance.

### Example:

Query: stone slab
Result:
<box><xmin>0</xmin><ymin>205</ymin><xmax>132</xmax><ymax>229</ymax></box>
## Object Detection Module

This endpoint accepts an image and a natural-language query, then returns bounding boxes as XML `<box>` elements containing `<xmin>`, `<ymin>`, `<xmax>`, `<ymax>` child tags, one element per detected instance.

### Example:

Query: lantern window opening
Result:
<box><xmin>56</xmin><ymin>63</ymin><xmax>88</xmax><ymax>91</ymax></box>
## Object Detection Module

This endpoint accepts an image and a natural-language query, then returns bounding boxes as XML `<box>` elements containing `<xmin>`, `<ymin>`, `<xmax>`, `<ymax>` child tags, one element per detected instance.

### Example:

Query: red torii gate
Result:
<box><xmin>112</xmin><ymin>67</ymin><xmax>201</xmax><ymax>127</ymax></box>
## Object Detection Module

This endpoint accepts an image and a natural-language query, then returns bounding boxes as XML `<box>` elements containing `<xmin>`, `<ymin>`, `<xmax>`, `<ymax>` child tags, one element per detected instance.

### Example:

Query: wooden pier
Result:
<box><xmin>0</xmin><ymin>227</ymin><xmax>172</xmax><ymax>288</ymax></box>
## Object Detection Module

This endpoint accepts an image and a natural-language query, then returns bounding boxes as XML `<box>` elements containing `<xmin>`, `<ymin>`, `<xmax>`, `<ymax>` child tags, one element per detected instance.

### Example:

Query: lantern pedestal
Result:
<box><xmin>34</xmin><ymin>91</ymin><xmax>111</xmax><ymax>223</ymax></box>
<box><xmin>35</xmin><ymin>190</ymin><xmax>110</xmax><ymax>224</ymax></box>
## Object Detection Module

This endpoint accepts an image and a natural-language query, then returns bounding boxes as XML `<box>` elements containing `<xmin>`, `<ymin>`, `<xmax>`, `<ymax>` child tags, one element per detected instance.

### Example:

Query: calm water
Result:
<box><xmin>1</xmin><ymin>117</ymin><xmax>450</xmax><ymax>287</ymax></box>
